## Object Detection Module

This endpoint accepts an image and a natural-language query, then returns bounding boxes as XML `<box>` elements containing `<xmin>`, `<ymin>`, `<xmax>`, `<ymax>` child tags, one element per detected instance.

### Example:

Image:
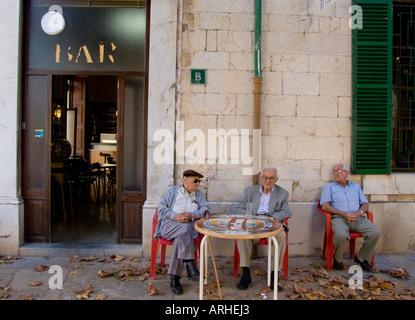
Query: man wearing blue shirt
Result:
<box><xmin>320</xmin><ymin>163</ymin><xmax>381</xmax><ymax>271</ymax></box>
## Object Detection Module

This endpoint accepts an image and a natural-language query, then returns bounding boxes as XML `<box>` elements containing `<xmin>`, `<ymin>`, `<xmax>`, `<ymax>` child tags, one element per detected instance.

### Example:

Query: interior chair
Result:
<box><xmin>51</xmin><ymin>162</ymin><xmax>73</xmax><ymax>224</ymax></box>
<box><xmin>106</xmin><ymin>168</ymin><xmax>116</xmax><ymax>200</ymax></box>
<box><xmin>150</xmin><ymin>208</ymin><xmax>204</xmax><ymax>280</ymax></box>
<box><xmin>317</xmin><ymin>198</ymin><xmax>375</xmax><ymax>271</ymax></box>
<box><xmin>233</xmin><ymin>218</ymin><xmax>289</xmax><ymax>280</ymax></box>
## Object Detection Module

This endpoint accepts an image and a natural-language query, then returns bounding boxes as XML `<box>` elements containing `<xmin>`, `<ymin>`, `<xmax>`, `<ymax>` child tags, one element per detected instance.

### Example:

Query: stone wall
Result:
<box><xmin>0</xmin><ymin>0</ymin><xmax>24</xmax><ymax>255</ymax></box>
<box><xmin>143</xmin><ymin>0</ymin><xmax>415</xmax><ymax>257</ymax></box>
<box><xmin>176</xmin><ymin>0</ymin><xmax>352</xmax><ymax>201</ymax></box>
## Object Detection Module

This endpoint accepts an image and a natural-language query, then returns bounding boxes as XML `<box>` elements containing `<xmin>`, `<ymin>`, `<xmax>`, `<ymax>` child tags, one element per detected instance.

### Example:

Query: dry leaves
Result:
<box><xmin>0</xmin><ymin>287</ymin><xmax>14</xmax><ymax>299</ymax></box>
<box><xmin>148</xmin><ymin>283</ymin><xmax>162</xmax><ymax>296</ymax></box>
<box><xmin>195</xmin><ymin>280</ymin><xmax>222</xmax><ymax>300</ymax></box>
<box><xmin>17</xmin><ymin>293</ymin><xmax>35</xmax><ymax>300</ymax></box>
<box><xmin>386</xmin><ymin>268</ymin><xmax>408</xmax><ymax>279</ymax></box>
<box><xmin>285</xmin><ymin>265</ymin><xmax>415</xmax><ymax>300</ymax></box>
<box><xmin>34</xmin><ymin>264</ymin><xmax>49</xmax><ymax>272</ymax></box>
<box><xmin>29</xmin><ymin>281</ymin><xmax>43</xmax><ymax>287</ymax></box>
<box><xmin>74</xmin><ymin>284</ymin><xmax>94</xmax><ymax>300</ymax></box>
<box><xmin>0</xmin><ymin>255</ymin><xmax>22</xmax><ymax>264</ymax></box>
<box><xmin>98</xmin><ymin>263</ymin><xmax>162</xmax><ymax>281</ymax></box>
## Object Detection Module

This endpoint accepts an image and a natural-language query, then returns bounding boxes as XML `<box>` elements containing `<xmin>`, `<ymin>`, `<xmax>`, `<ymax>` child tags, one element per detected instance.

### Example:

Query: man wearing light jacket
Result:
<box><xmin>155</xmin><ymin>169</ymin><xmax>211</xmax><ymax>295</ymax></box>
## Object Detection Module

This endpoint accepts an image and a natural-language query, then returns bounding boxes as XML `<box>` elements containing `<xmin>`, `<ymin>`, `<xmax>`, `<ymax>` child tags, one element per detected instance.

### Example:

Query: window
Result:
<box><xmin>392</xmin><ymin>2</ymin><xmax>415</xmax><ymax>171</ymax></box>
<box><xmin>352</xmin><ymin>0</ymin><xmax>392</xmax><ymax>174</ymax></box>
<box><xmin>352</xmin><ymin>0</ymin><xmax>415</xmax><ymax>173</ymax></box>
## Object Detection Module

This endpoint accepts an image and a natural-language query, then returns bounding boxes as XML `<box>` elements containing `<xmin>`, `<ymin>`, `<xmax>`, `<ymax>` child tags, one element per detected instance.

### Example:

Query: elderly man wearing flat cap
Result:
<box><xmin>154</xmin><ymin>169</ymin><xmax>211</xmax><ymax>295</ymax></box>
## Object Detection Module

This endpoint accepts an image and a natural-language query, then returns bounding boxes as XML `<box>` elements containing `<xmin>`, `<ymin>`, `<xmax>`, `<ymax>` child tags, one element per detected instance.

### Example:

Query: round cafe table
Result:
<box><xmin>195</xmin><ymin>215</ymin><xmax>283</xmax><ymax>300</ymax></box>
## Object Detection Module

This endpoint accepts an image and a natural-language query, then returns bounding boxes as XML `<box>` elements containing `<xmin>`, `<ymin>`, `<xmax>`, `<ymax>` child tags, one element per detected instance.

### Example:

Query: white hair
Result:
<box><xmin>333</xmin><ymin>163</ymin><xmax>350</xmax><ymax>172</ymax></box>
<box><xmin>261</xmin><ymin>165</ymin><xmax>278</xmax><ymax>177</ymax></box>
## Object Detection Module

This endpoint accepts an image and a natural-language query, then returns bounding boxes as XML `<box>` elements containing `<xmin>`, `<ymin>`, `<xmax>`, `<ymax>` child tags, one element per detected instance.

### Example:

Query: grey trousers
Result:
<box><xmin>160</xmin><ymin>219</ymin><xmax>199</xmax><ymax>277</ymax></box>
<box><xmin>236</xmin><ymin>230</ymin><xmax>286</xmax><ymax>270</ymax></box>
<box><xmin>331</xmin><ymin>216</ymin><xmax>382</xmax><ymax>263</ymax></box>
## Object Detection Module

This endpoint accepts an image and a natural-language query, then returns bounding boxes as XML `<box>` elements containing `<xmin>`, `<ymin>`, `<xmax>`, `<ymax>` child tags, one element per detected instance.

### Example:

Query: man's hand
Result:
<box><xmin>174</xmin><ymin>212</ymin><xmax>194</xmax><ymax>223</ymax></box>
<box><xmin>347</xmin><ymin>210</ymin><xmax>362</xmax><ymax>222</ymax></box>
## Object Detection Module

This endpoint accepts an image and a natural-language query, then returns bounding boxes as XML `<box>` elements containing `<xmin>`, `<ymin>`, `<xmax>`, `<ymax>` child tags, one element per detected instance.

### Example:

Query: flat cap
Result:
<box><xmin>183</xmin><ymin>169</ymin><xmax>204</xmax><ymax>178</ymax></box>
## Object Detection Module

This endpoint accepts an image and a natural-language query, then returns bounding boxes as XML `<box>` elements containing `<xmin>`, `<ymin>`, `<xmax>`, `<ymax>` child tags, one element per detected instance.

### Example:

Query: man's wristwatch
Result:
<box><xmin>359</xmin><ymin>210</ymin><xmax>364</xmax><ymax>215</ymax></box>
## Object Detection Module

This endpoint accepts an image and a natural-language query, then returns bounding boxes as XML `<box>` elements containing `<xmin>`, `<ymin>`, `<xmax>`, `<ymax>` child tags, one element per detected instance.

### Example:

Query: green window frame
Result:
<box><xmin>352</xmin><ymin>0</ymin><xmax>392</xmax><ymax>174</ymax></box>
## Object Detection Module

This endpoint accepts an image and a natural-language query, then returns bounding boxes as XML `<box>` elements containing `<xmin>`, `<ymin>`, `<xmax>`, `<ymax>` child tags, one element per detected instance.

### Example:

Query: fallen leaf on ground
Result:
<box><xmin>388</xmin><ymin>268</ymin><xmax>408</xmax><ymax>279</ymax></box>
<box><xmin>111</xmin><ymin>254</ymin><xmax>125</xmax><ymax>262</ymax></box>
<box><xmin>254</xmin><ymin>269</ymin><xmax>267</xmax><ymax>276</ymax></box>
<box><xmin>95</xmin><ymin>294</ymin><xmax>106</xmax><ymax>300</ymax></box>
<box><xmin>127</xmin><ymin>257</ymin><xmax>141</xmax><ymax>263</ymax></box>
<box><xmin>148</xmin><ymin>283</ymin><xmax>162</xmax><ymax>296</ymax></box>
<box><xmin>292</xmin><ymin>268</ymin><xmax>308</xmax><ymax>275</ymax></box>
<box><xmin>74</xmin><ymin>284</ymin><xmax>94</xmax><ymax>300</ymax></box>
<box><xmin>261</xmin><ymin>286</ymin><xmax>271</xmax><ymax>293</ymax></box>
<box><xmin>29</xmin><ymin>281</ymin><xmax>43</xmax><ymax>287</ymax></box>
<box><xmin>34</xmin><ymin>264</ymin><xmax>49</xmax><ymax>272</ymax></box>
<box><xmin>17</xmin><ymin>293</ymin><xmax>35</xmax><ymax>300</ymax></box>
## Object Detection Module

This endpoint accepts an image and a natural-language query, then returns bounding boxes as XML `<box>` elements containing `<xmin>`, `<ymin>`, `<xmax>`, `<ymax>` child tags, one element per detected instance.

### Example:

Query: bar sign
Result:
<box><xmin>190</xmin><ymin>69</ymin><xmax>206</xmax><ymax>84</ymax></box>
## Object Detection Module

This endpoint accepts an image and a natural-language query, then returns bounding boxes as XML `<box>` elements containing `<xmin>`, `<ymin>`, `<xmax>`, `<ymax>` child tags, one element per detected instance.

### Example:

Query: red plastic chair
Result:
<box><xmin>233</xmin><ymin>218</ymin><xmax>289</xmax><ymax>280</ymax></box>
<box><xmin>150</xmin><ymin>208</ymin><xmax>204</xmax><ymax>280</ymax></box>
<box><xmin>317</xmin><ymin>198</ymin><xmax>374</xmax><ymax>271</ymax></box>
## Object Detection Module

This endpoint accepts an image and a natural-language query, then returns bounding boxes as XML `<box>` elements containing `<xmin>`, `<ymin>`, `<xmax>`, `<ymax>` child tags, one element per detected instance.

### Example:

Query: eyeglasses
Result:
<box><xmin>193</xmin><ymin>179</ymin><xmax>201</xmax><ymax>183</ymax></box>
<box><xmin>333</xmin><ymin>169</ymin><xmax>346</xmax><ymax>174</ymax></box>
<box><xmin>261</xmin><ymin>176</ymin><xmax>276</xmax><ymax>181</ymax></box>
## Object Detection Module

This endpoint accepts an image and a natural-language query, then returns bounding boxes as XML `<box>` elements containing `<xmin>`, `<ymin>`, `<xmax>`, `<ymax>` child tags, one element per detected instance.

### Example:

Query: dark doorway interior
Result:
<box><xmin>50</xmin><ymin>75</ymin><xmax>118</xmax><ymax>244</ymax></box>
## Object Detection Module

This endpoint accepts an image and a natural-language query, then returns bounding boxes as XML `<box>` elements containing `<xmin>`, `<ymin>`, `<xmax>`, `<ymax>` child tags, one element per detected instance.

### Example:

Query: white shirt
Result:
<box><xmin>257</xmin><ymin>186</ymin><xmax>274</xmax><ymax>215</ymax></box>
<box><xmin>172</xmin><ymin>186</ymin><xmax>197</xmax><ymax>214</ymax></box>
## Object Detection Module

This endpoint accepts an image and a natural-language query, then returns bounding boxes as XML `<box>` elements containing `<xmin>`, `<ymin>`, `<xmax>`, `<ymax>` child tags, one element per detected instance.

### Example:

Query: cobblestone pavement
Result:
<box><xmin>1</xmin><ymin>253</ymin><xmax>414</xmax><ymax>302</ymax></box>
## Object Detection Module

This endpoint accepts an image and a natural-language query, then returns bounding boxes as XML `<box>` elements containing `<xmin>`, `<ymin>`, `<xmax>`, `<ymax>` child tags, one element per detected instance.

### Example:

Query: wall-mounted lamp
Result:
<box><xmin>54</xmin><ymin>105</ymin><xmax>62</xmax><ymax>119</ymax></box>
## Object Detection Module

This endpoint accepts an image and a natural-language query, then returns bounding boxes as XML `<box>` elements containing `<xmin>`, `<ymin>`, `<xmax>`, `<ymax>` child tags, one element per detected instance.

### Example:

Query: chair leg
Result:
<box><xmin>349</xmin><ymin>238</ymin><xmax>356</xmax><ymax>258</ymax></box>
<box><xmin>322</xmin><ymin>232</ymin><xmax>327</xmax><ymax>260</ymax></box>
<box><xmin>283</xmin><ymin>244</ymin><xmax>288</xmax><ymax>280</ymax></box>
<box><xmin>326</xmin><ymin>236</ymin><xmax>334</xmax><ymax>271</ymax></box>
<box><xmin>160</xmin><ymin>244</ymin><xmax>166</xmax><ymax>267</ymax></box>
<box><xmin>233</xmin><ymin>240</ymin><xmax>240</xmax><ymax>278</ymax></box>
<box><xmin>150</xmin><ymin>240</ymin><xmax>160</xmax><ymax>280</ymax></box>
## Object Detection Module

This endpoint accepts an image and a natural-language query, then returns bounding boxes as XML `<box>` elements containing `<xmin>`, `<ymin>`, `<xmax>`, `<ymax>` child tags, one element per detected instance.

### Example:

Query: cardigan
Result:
<box><xmin>154</xmin><ymin>185</ymin><xmax>211</xmax><ymax>240</ymax></box>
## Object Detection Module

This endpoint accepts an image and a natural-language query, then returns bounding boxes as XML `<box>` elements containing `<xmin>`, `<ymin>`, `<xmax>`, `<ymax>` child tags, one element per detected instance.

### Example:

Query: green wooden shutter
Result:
<box><xmin>352</xmin><ymin>0</ymin><xmax>392</xmax><ymax>174</ymax></box>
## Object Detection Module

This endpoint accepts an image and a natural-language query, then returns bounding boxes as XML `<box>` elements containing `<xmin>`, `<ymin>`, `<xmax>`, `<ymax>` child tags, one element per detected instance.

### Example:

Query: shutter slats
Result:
<box><xmin>352</xmin><ymin>0</ymin><xmax>392</xmax><ymax>174</ymax></box>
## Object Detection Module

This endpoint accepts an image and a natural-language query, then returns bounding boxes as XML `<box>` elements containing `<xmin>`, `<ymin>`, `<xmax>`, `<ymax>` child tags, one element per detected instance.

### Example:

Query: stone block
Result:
<box><xmin>297</xmin><ymin>96</ymin><xmax>338</xmax><ymax>117</ymax></box>
<box><xmin>283</xmin><ymin>72</ymin><xmax>319</xmax><ymax>96</ymax></box>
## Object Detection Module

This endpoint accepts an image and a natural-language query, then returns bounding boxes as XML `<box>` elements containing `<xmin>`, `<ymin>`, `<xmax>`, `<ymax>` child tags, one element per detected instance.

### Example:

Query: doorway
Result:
<box><xmin>50</xmin><ymin>75</ymin><xmax>118</xmax><ymax>244</ymax></box>
<box><xmin>23</xmin><ymin>0</ymin><xmax>148</xmax><ymax>245</ymax></box>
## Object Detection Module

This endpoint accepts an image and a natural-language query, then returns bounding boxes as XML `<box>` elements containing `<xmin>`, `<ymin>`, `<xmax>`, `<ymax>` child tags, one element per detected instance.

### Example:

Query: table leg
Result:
<box><xmin>207</xmin><ymin>237</ymin><xmax>222</xmax><ymax>300</ymax></box>
<box><xmin>270</xmin><ymin>236</ymin><xmax>279</xmax><ymax>300</ymax></box>
<box><xmin>199</xmin><ymin>235</ymin><xmax>208</xmax><ymax>300</ymax></box>
<box><xmin>267</xmin><ymin>239</ymin><xmax>272</xmax><ymax>286</ymax></box>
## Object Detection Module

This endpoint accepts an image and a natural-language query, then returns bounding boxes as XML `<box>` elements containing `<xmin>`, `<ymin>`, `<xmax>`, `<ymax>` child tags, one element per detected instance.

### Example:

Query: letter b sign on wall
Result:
<box><xmin>191</xmin><ymin>69</ymin><xmax>206</xmax><ymax>85</ymax></box>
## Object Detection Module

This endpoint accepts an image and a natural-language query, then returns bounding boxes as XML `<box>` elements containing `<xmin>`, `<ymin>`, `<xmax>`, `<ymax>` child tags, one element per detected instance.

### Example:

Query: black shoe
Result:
<box><xmin>186</xmin><ymin>261</ymin><xmax>200</xmax><ymax>281</ymax></box>
<box><xmin>333</xmin><ymin>260</ymin><xmax>344</xmax><ymax>270</ymax></box>
<box><xmin>237</xmin><ymin>274</ymin><xmax>252</xmax><ymax>290</ymax></box>
<box><xmin>354</xmin><ymin>256</ymin><xmax>375</xmax><ymax>272</ymax></box>
<box><xmin>270</xmin><ymin>271</ymin><xmax>283</xmax><ymax>291</ymax></box>
<box><xmin>170</xmin><ymin>275</ymin><xmax>183</xmax><ymax>295</ymax></box>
